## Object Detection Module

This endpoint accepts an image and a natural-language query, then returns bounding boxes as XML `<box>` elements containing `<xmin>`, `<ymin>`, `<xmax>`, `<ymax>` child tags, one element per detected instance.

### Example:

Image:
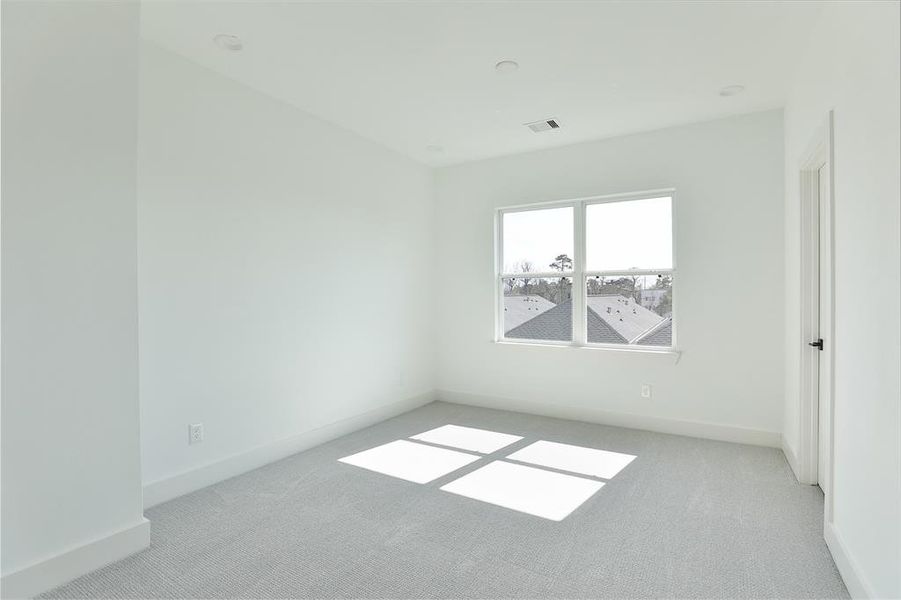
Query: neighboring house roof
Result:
<box><xmin>586</xmin><ymin>295</ymin><xmax>663</xmax><ymax>343</ymax></box>
<box><xmin>503</xmin><ymin>295</ymin><xmax>555</xmax><ymax>330</ymax></box>
<box><xmin>504</xmin><ymin>294</ymin><xmax>671</xmax><ymax>347</ymax></box>
<box><xmin>586</xmin><ymin>306</ymin><xmax>628</xmax><ymax>344</ymax></box>
<box><xmin>506</xmin><ymin>300</ymin><xmax>573</xmax><ymax>341</ymax></box>
<box><xmin>635</xmin><ymin>318</ymin><xmax>673</xmax><ymax>347</ymax></box>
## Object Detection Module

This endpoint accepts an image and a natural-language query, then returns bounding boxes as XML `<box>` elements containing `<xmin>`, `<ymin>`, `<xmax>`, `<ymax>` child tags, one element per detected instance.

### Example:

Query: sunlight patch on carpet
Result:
<box><xmin>339</xmin><ymin>440</ymin><xmax>480</xmax><ymax>484</ymax></box>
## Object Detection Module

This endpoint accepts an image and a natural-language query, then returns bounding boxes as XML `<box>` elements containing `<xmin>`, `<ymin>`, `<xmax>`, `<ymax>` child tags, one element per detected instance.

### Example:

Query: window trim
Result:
<box><xmin>495</xmin><ymin>188</ymin><xmax>677</xmax><ymax>351</ymax></box>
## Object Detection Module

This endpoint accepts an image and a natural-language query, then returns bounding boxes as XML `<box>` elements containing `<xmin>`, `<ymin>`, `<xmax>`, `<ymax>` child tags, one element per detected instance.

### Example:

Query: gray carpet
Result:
<box><xmin>41</xmin><ymin>401</ymin><xmax>849</xmax><ymax>599</ymax></box>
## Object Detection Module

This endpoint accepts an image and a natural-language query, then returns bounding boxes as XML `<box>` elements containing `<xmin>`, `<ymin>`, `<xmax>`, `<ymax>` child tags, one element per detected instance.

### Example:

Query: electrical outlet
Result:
<box><xmin>640</xmin><ymin>384</ymin><xmax>652</xmax><ymax>399</ymax></box>
<box><xmin>189</xmin><ymin>423</ymin><xmax>204</xmax><ymax>445</ymax></box>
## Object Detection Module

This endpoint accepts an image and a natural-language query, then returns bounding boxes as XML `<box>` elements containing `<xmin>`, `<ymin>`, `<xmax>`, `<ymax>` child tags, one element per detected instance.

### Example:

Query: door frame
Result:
<box><xmin>797</xmin><ymin>111</ymin><xmax>835</xmax><ymax>524</ymax></box>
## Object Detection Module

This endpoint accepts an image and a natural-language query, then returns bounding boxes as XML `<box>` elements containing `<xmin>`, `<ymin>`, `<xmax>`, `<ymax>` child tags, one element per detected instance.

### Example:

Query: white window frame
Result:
<box><xmin>495</xmin><ymin>188</ymin><xmax>677</xmax><ymax>352</ymax></box>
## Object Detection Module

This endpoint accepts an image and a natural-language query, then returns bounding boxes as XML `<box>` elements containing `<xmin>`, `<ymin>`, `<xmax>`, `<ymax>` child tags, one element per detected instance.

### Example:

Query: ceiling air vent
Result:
<box><xmin>525</xmin><ymin>119</ymin><xmax>560</xmax><ymax>133</ymax></box>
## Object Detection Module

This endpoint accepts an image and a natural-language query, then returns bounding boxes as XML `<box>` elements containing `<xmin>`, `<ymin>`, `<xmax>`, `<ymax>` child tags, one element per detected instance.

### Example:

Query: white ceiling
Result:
<box><xmin>141</xmin><ymin>1</ymin><xmax>824</xmax><ymax>166</ymax></box>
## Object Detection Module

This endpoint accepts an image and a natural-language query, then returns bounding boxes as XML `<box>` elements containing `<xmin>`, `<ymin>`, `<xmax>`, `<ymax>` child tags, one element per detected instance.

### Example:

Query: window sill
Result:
<box><xmin>493</xmin><ymin>340</ymin><xmax>682</xmax><ymax>360</ymax></box>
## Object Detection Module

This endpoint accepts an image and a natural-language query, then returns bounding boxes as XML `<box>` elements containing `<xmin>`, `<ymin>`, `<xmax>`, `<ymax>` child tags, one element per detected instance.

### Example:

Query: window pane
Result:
<box><xmin>503</xmin><ymin>277</ymin><xmax>572</xmax><ymax>342</ymax></box>
<box><xmin>586</xmin><ymin>197</ymin><xmax>672</xmax><ymax>271</ymax></box>
<box><xmin>502</xmin><ymin>207</ymin><xmax>573</xmax><ymax>274</ymax></box>
<box><xmin>586</xmin><ymin>274</ymin><xmax>672</xmax><ymax>346</ymax></box>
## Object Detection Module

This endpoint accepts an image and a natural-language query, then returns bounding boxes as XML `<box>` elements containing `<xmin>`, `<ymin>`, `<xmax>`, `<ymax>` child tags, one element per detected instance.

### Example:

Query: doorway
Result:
<box><xmin>799</xmin><ymin>112</ymin><xmax>834</xmax><ymax>523</ymax></box>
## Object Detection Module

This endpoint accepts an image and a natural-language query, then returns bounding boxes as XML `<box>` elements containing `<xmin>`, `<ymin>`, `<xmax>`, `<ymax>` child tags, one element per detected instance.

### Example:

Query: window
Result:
<box><xmin>497</xmin><ymin>192</ymin><xmax>674</xmax><ymax>349</ymax></box>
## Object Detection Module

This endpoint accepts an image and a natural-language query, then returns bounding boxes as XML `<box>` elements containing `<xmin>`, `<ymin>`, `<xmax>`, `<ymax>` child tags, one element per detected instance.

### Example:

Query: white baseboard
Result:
<box><xmin>437</xmin><ymin>390</ymin><xmax>781</xmax><ymax>448</ymax></box>
<box><xmin>781</xmin><ymin>436</ymin><xmax>802</xmax><ymax>480</ymax></box>
<box><xmin>143</xmin><ymin>391</ymin><xmax>435</xmax><ymax>509</ymax></box>
<box><xmin>0</xmin><ymin>518</ymin><xmax>150</xmax><ymax>599</ymax></box>
<box><xmin>824</xmin><ymin>522</ymin><xmax>875</xmax><ymax>599</ymax></box>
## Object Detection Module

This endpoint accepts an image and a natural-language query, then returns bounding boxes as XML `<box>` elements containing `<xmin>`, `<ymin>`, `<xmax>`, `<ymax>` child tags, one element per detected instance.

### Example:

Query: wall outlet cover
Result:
<box><xmin>189</xmin><ymin>423</ymin><xmax>204</xmax><ymax>445</ymax></box>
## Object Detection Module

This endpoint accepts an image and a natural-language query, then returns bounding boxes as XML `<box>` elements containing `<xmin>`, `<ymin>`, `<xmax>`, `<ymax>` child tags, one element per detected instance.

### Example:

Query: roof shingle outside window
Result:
<box><xmin>504</xmin><ymin>296</ymin><xmax>671</xmax><ymax>346</ymax></box>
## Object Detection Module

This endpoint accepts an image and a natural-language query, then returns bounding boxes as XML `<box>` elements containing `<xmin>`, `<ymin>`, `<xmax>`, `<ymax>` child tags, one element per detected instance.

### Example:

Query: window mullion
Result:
<box><xmin>584</xmin><ymin>269</ymin><xmax>674</xmax><ymax>277</ymax></box>
<box><xmin>500</xmin><ymin>271</ymin><xmax>575</xmax><ymax>279</ymax></box>
<box><xmin>572</xmin><ymin>201</ymin><xmax>586</xmax><ymax>345</ymax></box>
<box><xmin>495</xmin><ymin>211</ymin><xmax>504</xmax><ymax>341</ymax></box>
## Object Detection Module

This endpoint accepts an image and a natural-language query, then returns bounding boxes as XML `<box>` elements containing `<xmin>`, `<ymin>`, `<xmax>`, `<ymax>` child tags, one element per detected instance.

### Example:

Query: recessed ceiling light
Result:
<box><xmin>213</xmin><ymin>34</ymin><xmax>243</xmax><ymax>52</ymax></box>
<box><xmin>719</xmin><ymin>85</ymin><xmax>745</xmax><ymax>97</ymax></box>
<box><xmin>426</xmin><ymin>145</ymin><xmax>445</xmax><ymax>154</ymax></box>
<box><xmin>495</xmin><ymin>60</ymin><xmax>519</xmax><ymax>73</ymax></box>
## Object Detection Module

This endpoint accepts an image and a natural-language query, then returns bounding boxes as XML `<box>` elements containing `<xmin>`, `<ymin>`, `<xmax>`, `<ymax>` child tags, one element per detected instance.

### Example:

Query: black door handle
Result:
<box><xmin>809</xmin><ymin>338</ymin><xmax>824</xmax><ymax>350</ymax></box>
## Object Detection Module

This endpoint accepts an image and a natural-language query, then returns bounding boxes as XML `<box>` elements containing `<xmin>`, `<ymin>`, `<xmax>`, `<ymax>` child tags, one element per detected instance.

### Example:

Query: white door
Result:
<box><xmin>816</xmin><ymin>162</ymin><xmax>832</xmax><ymax>496</ymax></box>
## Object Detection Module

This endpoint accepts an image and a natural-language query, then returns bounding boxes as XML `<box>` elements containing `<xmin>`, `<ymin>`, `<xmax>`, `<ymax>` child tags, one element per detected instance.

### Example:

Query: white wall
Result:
<box><xmin>1</xmin><ymin>0</ymin><xmax>147</xmax><ymax>595</ymax></box>
<box><xmin>137</xmin><ymin>44</ymin><xmax>435</xmax><ymax>491</ymax></box>
<box><xmin>782</xmin><ymin>2</ymin><xmax>901</xmax><ymax>597</ymax></box>
<box><xmin>434</xmin><ymin>111</ymin><xmax>785</xmax><ymax>442</ymax></box>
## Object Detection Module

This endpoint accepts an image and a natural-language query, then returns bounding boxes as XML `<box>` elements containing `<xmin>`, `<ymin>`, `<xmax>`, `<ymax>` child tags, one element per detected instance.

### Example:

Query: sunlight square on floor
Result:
<box><xmin>506</xmin><ymin>440</ymin><xmax>637</xmax><ymax>479</ymax></box>
<box><xmin>440</xmin><ymin>460</ymin><xmax>605</xmax><ymax>521</ymax></box>
<box><xmin>410</xmin><ymin>424</ymin><xmax>523</xmax><ymax>453</ymax></box>
<box><xmin>338</xmin><ymin>440</ymin><xmax>480</xmax><ymax>484</ymax></box>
